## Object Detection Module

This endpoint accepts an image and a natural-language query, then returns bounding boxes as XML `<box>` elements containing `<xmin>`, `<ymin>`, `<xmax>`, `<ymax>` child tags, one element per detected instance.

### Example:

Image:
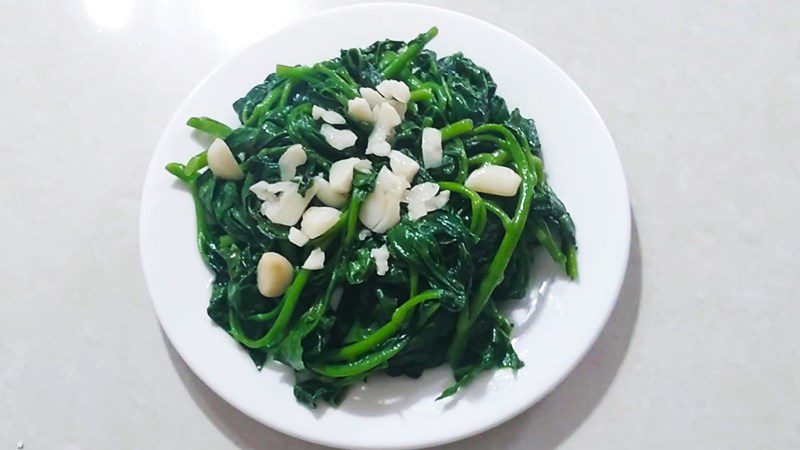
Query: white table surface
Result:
<box><xmin>1</xmin><ymin>1</ymin><xmax>798</xmax><ymax>449</ymax></box>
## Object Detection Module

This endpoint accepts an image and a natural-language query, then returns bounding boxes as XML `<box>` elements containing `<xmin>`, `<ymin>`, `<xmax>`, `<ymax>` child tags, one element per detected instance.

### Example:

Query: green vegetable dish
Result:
<box><xmin>166</xmin><ymin>27</ymin><xmax>577</xmax><ymax>408</ymax></box>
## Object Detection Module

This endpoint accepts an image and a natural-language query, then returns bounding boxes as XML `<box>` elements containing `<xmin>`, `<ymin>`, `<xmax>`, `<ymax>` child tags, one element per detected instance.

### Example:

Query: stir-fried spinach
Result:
<box><xmin>166</xmin><ymin>27</ymin><xmax>577</xmax><ymax>408</ymax></box>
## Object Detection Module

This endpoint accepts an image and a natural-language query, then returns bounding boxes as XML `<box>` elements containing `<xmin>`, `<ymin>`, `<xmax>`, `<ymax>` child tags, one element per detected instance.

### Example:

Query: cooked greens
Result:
<box><xmin>166</xmin><ymin>27</ymin><xmax>577</xmax><ymax>408</ymax></box>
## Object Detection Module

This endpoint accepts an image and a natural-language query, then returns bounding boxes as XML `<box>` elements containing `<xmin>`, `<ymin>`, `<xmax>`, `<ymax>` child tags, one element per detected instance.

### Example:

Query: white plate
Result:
<box><xmin>139</xmin><ymin>4</ymin><xmax>630</xmax><ymax>449</ymax></box>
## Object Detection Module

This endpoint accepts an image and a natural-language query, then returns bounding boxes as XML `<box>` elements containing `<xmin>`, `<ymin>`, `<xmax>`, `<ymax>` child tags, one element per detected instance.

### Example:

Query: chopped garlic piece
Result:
<box><xmin>357</xmin><ymin>229</ymin><xmax>372</xmax><ymax>241</ymax></box>
<box><xmin>259</xmin><ymin>182</ymin><xmax>318</xmax><ymax>226</ymax></box>
<box><xmin>249</xmin><ymin>181</ymin><xmax>275</xmax><ymax>202</ymax></box>
<box><xmin>359</xmin><ymin>87</ymin><xmax>384</xmax><ymax>108</ymax></box>
<box><xmin>313</xmin><ymin>176</ymin><xmax>348</xmax><ymax>208</ymax></box>
<box><xmin>257</xmin><ymin>252</ymin><xmax>294</xmax><ymax>297</ymax></box>
<box><xmin>359</xmin><ymin>167</ymin><xmax>408</xmax><ymax>233</ymax></box>
<box><xmin>403</xmin><ymin>182</ymin><xmax>439</xmax><ymax>204</ymax></box>
<box><xmin>300</xmin><ymin>206</ymin><xmax>341</xmax><ymax>239</ymax></box>
<box><xmin>288</xmin><ymin>227</ymin><xmax>309</xmax><ymax>247</ymax></box>
<box><xmin>329</xmin><ymin>158</ymin><xmax>372</xmax><ymax>193</ymax></box>
<box><xmin>278</xmin><ymin>144</ymin><xmax>307</xmax><ymax>181</ymax></box>
<box><xmin>377</xmin><ymin>165</ymin><xmax>411</xmax><ymax>191</ymax></box>
<box><xmin>366</xmin><ymin>127</ymin><xmax>392</xmax><ymax>156</ymax></box>
<box><xmin>387</xmin><ymin>99</ymin><xmax>407</xmax><ymax>118</ymax></box>
<box><xmin>320</xmin><ymin>124</ymin><xmax>357</xmax><ymax>150</ymax></box>
<box><xmin>373</xmin><ymin>102</ymin><xmax>402</xmax><ymax>131</ymax></box>
<box><xmin>207</xmin><ymin>138</ymin><xmax>244</xmax><ymax>180</ymax></box>
<box><xmin>264</xmin><ymin>181</ymin><xmax>299</xmax><ymax>193</ymax></box>
<box><xmin>428</xmin><ymin>190</ymin><xmax>450</xmax><ymax>210</ymax></box>
<box><xmin>404</xmin><ymin>183</ymin><xmax>450</xmax><ymax>220</ymax></box>
<box><xmin>464</xmin><ymin>165</ymin><xmax>521</xmax><ymax>197</ymax></box>
<box><xmin>421</xmin><ymin>128</ymin><xmax>443</xmax><ymax>168</ymax></box>
<box><xmin>371</xmin><ymin>245</ymin><xmax>390</xmax><ymax>276</ymax></box>
<box><xmin>376</xmin><ymin>80</ymin><xmax>411</xmax><ymax>103</ymax></box>
<box><xmin>311</xmin><ymin>105</ymin><xmax>346</xmax><ymax>125</ymax></box>
<box><xmin>353</xmin><ymin>159</ymin><xmax>372</xmax><ymax>173</ymax></box>
<box><xmin>302</xmin><ymin>248</ymin><xmax>325</xmax><ymax>270</ymax></box>
<box><xmin>407</xmin><ymin>201</ymin><xmax>428</xmax><ymax>220</ymax></box>
<box><xmin>347</xmin><ymin>97</ymin><xmax>374</xmax><ymax>123</ymax></box>
<box><xmin>389</xmin><ymin>150</ymin><xmax>420</xmax><ymax>183</ymax></box>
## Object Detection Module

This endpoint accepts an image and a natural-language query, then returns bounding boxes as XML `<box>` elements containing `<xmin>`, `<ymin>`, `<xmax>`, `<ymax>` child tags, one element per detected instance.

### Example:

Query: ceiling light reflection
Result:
<box><xmin>84</xmin><ymin>0</ymin><xmax>134</xmax><ymax>29</ymax></box>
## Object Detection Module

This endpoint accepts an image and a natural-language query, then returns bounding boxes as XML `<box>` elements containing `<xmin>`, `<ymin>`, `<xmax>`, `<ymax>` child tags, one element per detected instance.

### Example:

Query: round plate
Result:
<box><xmin>139</xmin><ymin>4</ymin><xmax>630</xmax><ymax>449</ymax></box>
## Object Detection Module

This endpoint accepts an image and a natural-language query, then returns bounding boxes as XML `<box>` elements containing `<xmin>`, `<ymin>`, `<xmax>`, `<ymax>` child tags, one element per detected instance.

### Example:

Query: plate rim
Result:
<box><xmin>139</xmin><ymin>3</ymin><xmax>631</xmax><ymax>449</ymax></box>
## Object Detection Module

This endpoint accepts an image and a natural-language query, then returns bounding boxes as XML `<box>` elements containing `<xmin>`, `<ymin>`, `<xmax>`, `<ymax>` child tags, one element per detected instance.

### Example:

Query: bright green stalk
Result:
<box><xmin>186</xmin><ymin>117</ymin><xmax>233</xmax><ymax>139</ymax></box>
<box><xmin>332</xmin><ymin>290</ymin><xmax>441</xmax><ymax>361</ymax></box>
<box><xmin>437</xmin><ymin>181</ymin><xmax>487</xmax><ymax>236</ymax></box>
<box><xmin>311</xmin><ymin>337</ymin><xmax>408</xmax><ymax>378</ymax></box>
<box><xmin>448</xmin><ymin>124</ymin><xmax>537</xmax><ymax>365</ymax></box>
<box><xmin>440</xmin><ymin>119</ymin><xmax>474</xmax><ymax>141</ymax></box>
<box><xmin>228</xmin><ymin>269</ymin><xmax>310</xmax><ymax>349</ymax></box>
<box><xmin>382</xmin><ymin>27</ymin><xmax>438</xmax><ymax>79</ymax></box>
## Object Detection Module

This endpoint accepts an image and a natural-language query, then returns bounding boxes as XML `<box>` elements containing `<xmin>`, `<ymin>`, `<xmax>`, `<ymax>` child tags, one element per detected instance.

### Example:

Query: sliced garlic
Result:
<box><xmin>359</xmin><ymin>87</ymin><xmax>385</xmax><ymax>108</ymax></box>
<box><xmin>421</xmin><ymin>127</ymin><xmax>443</xmax><ymax>168</ymax></box>
<box><xmin>288</xmin><ymin>227</ymin><xmax>309</xmax><ymax>247</ymax></box>
<box><xmin>320</xmin><ymin>124</ymin><xmax>357</xmax><ymax>150</ymax></box>
<box><xmin>373</xmin><ymin>102</ymin><xmax>402</xmax><ymax>131</ymax></box>
<box><xmin>207</xmin><ymin>138</ymin><xmax>244</xmax><ymax>180</ymax></box>
<box><xmin>403</xmin><ymin>182</ymin><xmax>439</xmax><ymax>204</ymax></box>
<box><xmin>311</xmin><ymin>105</ymin><xmax>346</xmax><ymax>125</ymax></box>
<box><xmin>366</xmin><ymin>127</ymin><xmax>392</xmax><ymax>156</ymax></box>
<box><xmin>347</xmin><ymin>97</ymin><xmax>374</xmax><ymax>123</ymax></box>
<box><xmin>404</xmin><ymin>183</ymin><xmax>450</xmax><ymax>220</ymax></box>
<box><xmin>428</xmin><ymin>190</ymin><xmax>450</xmax><ymax>210</ymax></box>
<box><xmin>407</xmin><ymin>201</ymin><xmax>428</xmax><ymax>220</ymax></box>
<box><xmin>329</xmin><ymin>157</ymin><xmax>372</xmax><ymax>193</ymax></box>
<box><xmin>378</xmin><ymin>165</ymin><xmax>411</xmax><ymax>191</ymax></box>
<box><xmin>389</xmin><ymin>150</ymin><xmax>419</xmax><ymax>183</ymax></box>
<box><xmin>278</xmin><ymin>144</ymin><xmax>307</xmax><ymax>181</ymax></box>
<box><xmin>249</xmin><ymin>181</ymin><xmax>276</xmax><ymax>202</ymax></box>
<box><xmin>300</xmin><ymin>206</ymin><xmax>341</xmax><ymax>239</ymax></box>
<box><xmin>302</xmin><ymin>248</ymin><xmax>325</xmax><ymax>270</ymax></box>
<box><xmin>313</xmin><ymin>176</ymin><xmax>348</xmax><ymax>208</ymax></box>
<box><xmin>265</xmin><ymin>181</ymin><xmax>299</xmax><ymax>193</ymax></box>
<box><xmin>370</xmin><ymin>245</ymin><xmax>390</xmax><ymax>276</ymax></box>
<box><xmin>353</xmin><ymin>159</ymin><xmax>372</xmax><ymax>173</ymax></box>
<box><xmin>376</xmin><ymin>80</ymin><xmax>411</xmax><ymax>103</ymax></box>
<box><xmin>260</xmin><ymin>182</ymin><xmax>318</xmax><ymax>226</ymax></box>
<box><xmin>464</xmin><ymin>165</ymin><xmax>521</xmax><ymax>197</ymax></box>
<box><xmin>360</xmin><ymin>190</ymin><xmax>402</xmax><ymax>234</ymax></box>
<box><xmin>357</xmin><ymin>228</ymin><xmax>372</xmax><ymax>241</ymax></box>
<box><xmin>257</xmin><ymin>252</ymin><xmax>294</xmax><ymax>297</ymax></box>
<box><xmin>359</xmin><ymin>167</ymin><xmax>408</xmax><ymax>233</ymax></box>
<box><xmin>387</xmin><ymin>99</ymin><xmax>407</xmax><ymax>118</ymax></box>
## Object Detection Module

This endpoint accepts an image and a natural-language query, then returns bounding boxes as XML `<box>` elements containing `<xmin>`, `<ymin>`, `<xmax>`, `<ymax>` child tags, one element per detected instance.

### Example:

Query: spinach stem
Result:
<box><xmin>468</xmin><ymin>149</ymin><xmax>508</xmax><ymax>167</ymax></box>
<box><xmin>484</xmin><ymin>201</ymin><xmax>512</xmax><ymax>229</ymax></box>
<box><xmin>440</xmin><ymin>119</ymin><xmax>474</xmax><ymax>141</ymax></box>
<box><xmin>382</xmin><ymin>27</ymin><xmax>438</xmax><ymax>79</ymax></box>
<box><xmin>229</xmin><ymin>269</ymin><xmax>310</xmax><ymax>349</ymax></box>
<box><xmin>437</xmin><ymin>181</ymin><xmax>487</xmax><ymax>236</ymax></box>
<box><xmin>409</xmin><ymin>88</ymin><xmax>433</xmax><ymax>102</ymax></box>
<box><xmin>186</xmin><ymin>117</ymin><xmax>233</xmax><ymax>139</ymax></box>
<box><xmin>332</xmin><ymin>290</ymin><xmax>440</xmax><ymax>361</ymax></box>
<box><xmin>278</xmin><ymin>80</ymin><xmax>294</xmax><ymax>108</ymax></box>
<box><xmin>534</xmin><ymin>218</ymin><xmax>566</xmax><ymax>264</ymax></box>
<box><xmin>311</xmin><ymin>337</ymin><xmax>408</xmax><ymax>378</ymax></box>
<box><xmin>244</xmin><ymin>84</ymin><xmax>285</xmax><ymax>127</ymax></box>
<box><xmin>166</xmin><ymin>151</ymin><xmax>208</xmax><ymax>182</ymax></box>
<box><xmin>447</xmin><ymin>124</ymin><xmax>537</xmax><ymax>365</ymax></box>
<box><xmin>409</xmin><ymin>268</ymin><xmax>419</xmax><ymax>297</ymax></box>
